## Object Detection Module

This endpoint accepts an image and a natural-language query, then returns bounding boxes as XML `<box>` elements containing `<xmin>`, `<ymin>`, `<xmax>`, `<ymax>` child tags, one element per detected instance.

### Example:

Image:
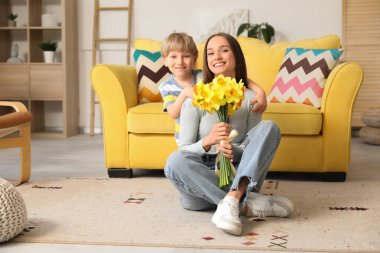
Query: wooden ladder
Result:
<box><xmin>90</xmin><ymin>0</ymin><xmax>133</xmax><ymax>136</ymax></box>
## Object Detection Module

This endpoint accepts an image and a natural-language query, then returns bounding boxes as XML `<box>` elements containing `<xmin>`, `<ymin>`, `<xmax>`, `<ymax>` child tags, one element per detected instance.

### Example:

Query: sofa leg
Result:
<box><xmin>107</xmin><ymin>168</ymin><xmax>133</xmax><ymax>178</ymax></box>
<box><xmin>321</xmin><ymin>172</ymin><xmax>346</xmax><ymax>182</ymax></box>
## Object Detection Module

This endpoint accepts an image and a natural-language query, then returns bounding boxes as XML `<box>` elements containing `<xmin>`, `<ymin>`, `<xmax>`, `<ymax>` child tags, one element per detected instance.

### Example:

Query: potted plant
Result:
<box><xmin>237</xmin><ymin>22</ymin><xmax>275</xmax><ymax>44</ymax></box>
<box><xmin>39</xmin><ymin>40</ymin><xmax>57</xmax><ymax>63</ymax></box>
<box><xmin>7</xmin><ymin>13</ymin><xmax>18</xmax><ymax>27</ymax></box>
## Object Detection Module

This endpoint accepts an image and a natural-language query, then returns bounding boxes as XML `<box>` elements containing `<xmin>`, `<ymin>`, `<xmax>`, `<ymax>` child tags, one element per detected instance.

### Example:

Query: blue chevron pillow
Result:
<box><xmin>133</xmin><ymin>49</ymin><xmax>171</xmax><ymax>103</ymax></box>
<box><xmin>268</xmin><ymin>48</ymin><xmax>343</xmax><ymax>108</ymax></box>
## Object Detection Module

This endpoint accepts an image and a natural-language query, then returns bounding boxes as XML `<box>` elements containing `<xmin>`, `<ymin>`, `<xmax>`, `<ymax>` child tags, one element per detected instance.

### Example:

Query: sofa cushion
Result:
<box><xmin>128</xmin><ymin>102</ymin><xmax>321</xmax><ymax>136</ymax></box>
<box><xmin>133</xmin><ymin>49</ymin><xmax>171</xmax><ymax>104</ymax></box>
<box><xmin>134</xmin><ymin>38</ymin><xmax>162</xmax><ymax>51</ymax></box>
<box><xmin>268</xmin><ymin>48</ymin><xmax>343</xmax><ymax>108</ymax></box>
<box><xmin>263</xmin><ymin>103</ymin><xmax>322</xmax><ymax>135</ymax></box>
<box><xmin>237</xmin><ymin>35</ymin><xmax>341</xmax><ymax>94</ymax></box>
<box><xmin>127</xmin><ymin>103</ymin><xmax>175</xmax><ymax>134</ymax></box>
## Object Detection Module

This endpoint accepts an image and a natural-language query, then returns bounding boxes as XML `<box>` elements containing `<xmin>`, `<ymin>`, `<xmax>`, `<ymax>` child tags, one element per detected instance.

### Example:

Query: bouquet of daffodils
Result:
<box><xmin>193</xmin><ymin>74</ymin><xmax>245</xmax><ymax>188</ymax></box>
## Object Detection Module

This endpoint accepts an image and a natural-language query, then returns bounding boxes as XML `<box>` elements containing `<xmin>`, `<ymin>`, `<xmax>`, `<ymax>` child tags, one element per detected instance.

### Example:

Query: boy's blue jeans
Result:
<box><xmin>164</xmin><ymin>120</ymin><xmax>281</xmax><ymax>211</ymax></box>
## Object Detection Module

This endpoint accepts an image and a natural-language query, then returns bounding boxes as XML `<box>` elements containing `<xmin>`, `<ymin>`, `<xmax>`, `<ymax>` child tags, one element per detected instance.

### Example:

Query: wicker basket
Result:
<box><xmin>362</xmin><ymin>107</ymin><xmax>380</xmax><ymax>128</ymax></box>
<box><xmin>359</xmin><ymin>126</ymin><xmax>380</xmax><ymax>145</ymax></box>
<box><xmin>0</xmin><ymin>178</ymin><xmax>27</xmax><ymax>242</ymax></box>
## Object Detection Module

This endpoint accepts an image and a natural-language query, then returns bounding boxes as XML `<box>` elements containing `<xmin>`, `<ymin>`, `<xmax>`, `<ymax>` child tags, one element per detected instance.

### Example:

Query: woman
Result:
<box><xmin>164</xmin><ymin>33</ymin><xmax>294</xmax><ymax>236</ymax></box>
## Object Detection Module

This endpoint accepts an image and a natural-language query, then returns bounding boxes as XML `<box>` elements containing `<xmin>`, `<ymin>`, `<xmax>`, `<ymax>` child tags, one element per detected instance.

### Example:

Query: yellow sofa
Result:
<box><xmin>90</xmin><ymin>35</ymin><xmax>363</xmax><ymax>181</ymax></box>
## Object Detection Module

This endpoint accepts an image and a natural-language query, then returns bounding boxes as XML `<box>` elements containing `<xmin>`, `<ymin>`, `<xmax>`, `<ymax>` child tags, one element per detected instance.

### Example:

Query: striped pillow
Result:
<box><xmin>268</xmin><ymin>48</ymin><xmax>343</xmax><ymax>108</ymax></box>
<box><xmin>133</xmin><ymin>49</ymin><xmax>171</xmax><ymax>104</ymax></box>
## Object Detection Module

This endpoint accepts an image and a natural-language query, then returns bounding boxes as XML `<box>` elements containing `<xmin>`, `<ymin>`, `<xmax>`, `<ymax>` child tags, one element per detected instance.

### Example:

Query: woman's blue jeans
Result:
<box><xmin>164</xmin><ymin>120</ymin><xmax>281</xmax><ymax>211</ymax></box>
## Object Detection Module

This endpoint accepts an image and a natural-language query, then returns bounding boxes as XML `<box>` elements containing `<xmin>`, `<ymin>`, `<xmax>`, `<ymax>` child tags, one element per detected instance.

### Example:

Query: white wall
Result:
<box><xmin>77</xmin><ymin>0</ymin><xmax>342</xmax><ymax>133</ymax></box>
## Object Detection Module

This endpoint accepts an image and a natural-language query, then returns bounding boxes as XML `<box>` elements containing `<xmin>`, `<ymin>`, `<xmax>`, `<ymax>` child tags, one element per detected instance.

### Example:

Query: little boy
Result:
<box><xmin>159</xmin><ymin>32</ymin><xmax>267</xmax><ymax>145</ymax></box>
<box><xmin>159</xmin><ymin>32</ymin><xmax>202</xmax><ymax>145</ymax></box>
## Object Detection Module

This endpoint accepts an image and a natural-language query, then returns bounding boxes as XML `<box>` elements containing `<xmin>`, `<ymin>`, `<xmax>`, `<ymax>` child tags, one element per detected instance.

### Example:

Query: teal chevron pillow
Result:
<box><xmin>133</xmin><ymin>49</ymin><xmax>171</xmax><ymax>103</ymax></box>
<box><xmin>268</xmin><ymin>48</ymin><xmax>343</xmax><ymax>108</ymax></box>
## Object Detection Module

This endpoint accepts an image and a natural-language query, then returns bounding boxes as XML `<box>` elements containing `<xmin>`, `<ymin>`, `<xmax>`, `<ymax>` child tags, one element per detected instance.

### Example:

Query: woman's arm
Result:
<box><xmin>178</xmin><ymin>99</ymin><xmax>205</xmax><ymax>154</ymax></box>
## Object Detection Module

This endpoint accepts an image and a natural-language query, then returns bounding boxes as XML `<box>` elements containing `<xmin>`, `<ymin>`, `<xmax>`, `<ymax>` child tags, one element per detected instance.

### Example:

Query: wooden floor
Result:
<box><xmin>0</xmin><ymin>134</ymin><xmax>379</xmax><ymax>253</ymax></box>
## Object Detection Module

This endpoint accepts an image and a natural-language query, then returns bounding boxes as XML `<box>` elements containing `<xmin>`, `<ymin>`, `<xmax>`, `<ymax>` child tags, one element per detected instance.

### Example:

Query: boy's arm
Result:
<box><xmin>247</xmin><ymin>80</ymin><xmax>267</xmax><ymax>113</ymax></box>
<box><xmin>166</xmin><ymin>87</ymin><xmax>193</xmax><ymax>119</ymax></box>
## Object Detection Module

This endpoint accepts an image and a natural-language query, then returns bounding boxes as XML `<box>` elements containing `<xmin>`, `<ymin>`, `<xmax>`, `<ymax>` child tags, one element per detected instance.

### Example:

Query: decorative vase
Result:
<box><xmin>41</xmin><ymin>13</ymin><xmax>57</xmax><ymax>27</ymax></box>
<box><xmin>8</xmin><ymin>20</ymin><xmax>16</xmax><ymax>27</ymax></box>
<box><xmin>43</xmin><ymin>51</ymin><xmax>55</xmax><ymax>63</ymax></box>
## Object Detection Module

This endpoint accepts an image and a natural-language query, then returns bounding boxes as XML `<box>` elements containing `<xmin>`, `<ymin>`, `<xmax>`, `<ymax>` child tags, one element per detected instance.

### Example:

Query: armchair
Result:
<box><xmin>0</xmin><ymin>101</ymin><xmax>32</xmax><ymax>185</ymax></box>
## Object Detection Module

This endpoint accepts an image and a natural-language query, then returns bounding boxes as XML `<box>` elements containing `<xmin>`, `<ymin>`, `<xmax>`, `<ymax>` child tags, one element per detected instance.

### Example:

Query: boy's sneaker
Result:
<box><xmin>211</xmin><ymin>196</ymin><xmax>242</xmax><ymax>235</ymax></box>
<box><xmin>245</xmin><ymin>192</ymin><xmax>294</xmax><ymax>218</ymax></box>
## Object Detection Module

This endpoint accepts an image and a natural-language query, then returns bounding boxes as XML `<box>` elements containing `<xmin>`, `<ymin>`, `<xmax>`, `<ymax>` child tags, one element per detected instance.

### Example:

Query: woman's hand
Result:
<box><xmin>217</xmin><ymin>141</ymin><xmax>234</xmax><ymax>160</ymax></box>
<box><xmin>251</xmin><ymin>89</ymin><xmax>267</xmax><ymax>113</ymax></box>
<box><xmin>202</xmin><ymin>122</ymin><xmax>231</xmax><ymax>151</ymax></box>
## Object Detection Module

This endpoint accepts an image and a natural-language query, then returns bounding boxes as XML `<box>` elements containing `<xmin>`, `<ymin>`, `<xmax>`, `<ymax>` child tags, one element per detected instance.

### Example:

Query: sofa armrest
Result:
<box><xmin>320</xmin><ymin>62</ymin><xmax>364</xmax><ymax>171</ymax></box>
<box><xmin>90</xmin><ymin>64</ymin><xmax>138</xmax><ymax>168</ymax></box>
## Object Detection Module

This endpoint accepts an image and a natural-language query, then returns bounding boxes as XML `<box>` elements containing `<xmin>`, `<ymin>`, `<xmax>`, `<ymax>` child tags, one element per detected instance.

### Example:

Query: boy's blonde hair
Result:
<box><xmin>161</xmin><ymin>32</ymin><xmax>198</xmax><ymax>58</ymax></box>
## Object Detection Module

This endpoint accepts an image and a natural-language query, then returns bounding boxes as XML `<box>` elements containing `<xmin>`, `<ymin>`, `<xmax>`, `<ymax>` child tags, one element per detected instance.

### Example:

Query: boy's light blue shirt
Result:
<box><xmin>159</xmin><ymin>69</ymin><xmax>203</xmax><ymax>145</ymax></box>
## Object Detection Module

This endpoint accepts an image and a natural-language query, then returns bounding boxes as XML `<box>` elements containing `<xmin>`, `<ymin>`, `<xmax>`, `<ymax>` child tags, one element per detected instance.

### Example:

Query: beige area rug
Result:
<box><xmin>12</xmin><ymin>176</ymin><xmax>380</xmax><ymax>252</ymax></box>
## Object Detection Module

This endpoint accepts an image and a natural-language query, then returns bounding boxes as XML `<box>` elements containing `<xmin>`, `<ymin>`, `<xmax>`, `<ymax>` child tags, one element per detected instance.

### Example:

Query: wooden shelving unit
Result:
<box><xmin>0</xmin><ymin>0</ymin><xmax>78</xmax><ymax>137</ymax></box>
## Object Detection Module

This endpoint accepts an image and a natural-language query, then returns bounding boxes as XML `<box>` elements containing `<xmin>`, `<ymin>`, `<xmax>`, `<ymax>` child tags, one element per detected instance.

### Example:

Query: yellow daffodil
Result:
<box><xmin>192</xmin><ymin>74</ymin><xmax>246</xmax><ymax>188</ymax></box>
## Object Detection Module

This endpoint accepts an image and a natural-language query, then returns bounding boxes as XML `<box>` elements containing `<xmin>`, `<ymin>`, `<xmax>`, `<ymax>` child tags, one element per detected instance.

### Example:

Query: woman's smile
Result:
<box><xmin>207</xmin><ymin>36</ymin><xmax>236</xmax><ymax>77</ymax></box>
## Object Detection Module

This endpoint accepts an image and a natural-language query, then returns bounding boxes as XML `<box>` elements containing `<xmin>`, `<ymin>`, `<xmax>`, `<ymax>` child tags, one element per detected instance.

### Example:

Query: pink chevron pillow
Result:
<box><xmin>268</xmin><ymin>48</ymin><xmax>343</xmax><ymax>108</ymax></box>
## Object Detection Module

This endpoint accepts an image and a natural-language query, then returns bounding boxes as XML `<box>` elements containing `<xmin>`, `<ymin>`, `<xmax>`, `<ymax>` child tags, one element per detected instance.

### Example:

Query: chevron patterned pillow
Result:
<box><xmin>133</xmin><ymin>49</ymin><xmax>171</xmax><ymax>104</ymax></box>
<box><xmin>268</xmin><ymin>48</ymin><xmax>343</xmax><ymax>108</ymax></box>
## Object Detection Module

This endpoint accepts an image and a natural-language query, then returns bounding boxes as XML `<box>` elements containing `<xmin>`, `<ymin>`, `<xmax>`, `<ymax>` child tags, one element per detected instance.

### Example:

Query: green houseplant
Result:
<box><xmin>237</xmin><ymin>22</ymin><xmax>275</xmax><ymax>43</ymax></box>
<box><xmin>39</xmin><ymin>40</ymin><xmax>57</xmax><ymax>63</ymax></box>
<box><xmin>7</xmin><ymin>13</ymin><xmax>18</xmax><ymax>27</ymax></box>
<box><xmin>38</xmin><ymin>40</ymin><xmax>57</xmax><ymax>52</ymax></box>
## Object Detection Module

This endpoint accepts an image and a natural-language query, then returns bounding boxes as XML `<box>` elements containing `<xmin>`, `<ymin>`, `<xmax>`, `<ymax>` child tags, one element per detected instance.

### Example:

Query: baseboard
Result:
<box><xmin>80</xmin><ymin>127</ymin><xmax>103</xmax><ymax>135</ymax></box>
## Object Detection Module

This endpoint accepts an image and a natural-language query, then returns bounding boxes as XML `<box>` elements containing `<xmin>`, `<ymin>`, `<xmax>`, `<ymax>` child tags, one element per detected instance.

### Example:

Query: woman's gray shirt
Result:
<box><xmin>179</xmin><ymin>89</ymin><xmax>261</xmax><ymax>161</ymax></box>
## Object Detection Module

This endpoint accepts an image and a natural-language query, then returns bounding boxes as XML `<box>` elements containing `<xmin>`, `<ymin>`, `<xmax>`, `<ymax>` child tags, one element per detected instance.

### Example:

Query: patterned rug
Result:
<box><xmin>11</xmin><ymin>176</ymin><xmax>380</xmax><ymax>252</ymax></box>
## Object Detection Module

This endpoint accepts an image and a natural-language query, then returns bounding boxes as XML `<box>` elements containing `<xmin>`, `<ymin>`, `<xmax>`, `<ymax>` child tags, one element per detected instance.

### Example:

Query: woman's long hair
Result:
<box><xmin>202</xmin><ymin>32</ymin><xmax>248</xmax><ymax>87</ymax></box>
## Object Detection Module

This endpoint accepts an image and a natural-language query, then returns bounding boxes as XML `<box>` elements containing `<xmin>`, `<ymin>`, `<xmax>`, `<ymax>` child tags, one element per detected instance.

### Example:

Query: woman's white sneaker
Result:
<box><xmin>245</xmin><ymin>193</ymin><xmax>294</xmax><ymax>218</ymax></box>
<box><xmin>211</xmin><ymin>196</ymin><xmax>242</xmax><ymax>235</ymax></box>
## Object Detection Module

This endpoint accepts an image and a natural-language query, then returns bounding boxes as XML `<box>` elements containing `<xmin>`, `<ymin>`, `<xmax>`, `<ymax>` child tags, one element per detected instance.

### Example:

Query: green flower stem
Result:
<box><xmin>217</xmin><ymin>104</ymin><xmax>232</xmax><ymax>188</ymax></box>
<box><xmin>219</xmin><ymin>154</ymin><xmax>232</xmax><ymax>188</ymax></box>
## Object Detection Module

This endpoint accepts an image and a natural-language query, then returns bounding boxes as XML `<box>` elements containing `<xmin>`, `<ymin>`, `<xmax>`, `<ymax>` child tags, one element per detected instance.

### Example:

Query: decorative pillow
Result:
<box><xmin>267</xmin><ymin>47</ymin><xmax>343</xmax><ymax>108</ymax></box>
<box><xmin>133</xmin><ymin>49</ymin><xmax>171</xmax><ymax>104</ymax></box>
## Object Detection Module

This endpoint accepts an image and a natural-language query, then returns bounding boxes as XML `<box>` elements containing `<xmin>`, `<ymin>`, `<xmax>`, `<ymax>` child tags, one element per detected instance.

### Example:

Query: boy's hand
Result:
<box><xmin>251</xmin><ymin>91</ymin><xmax>267</xmax><ymax>113</ymax></box>
<box><xmin>183</xmin><ymin>86</ymin><xmax>194</xmax><ymax>99</ymax></box>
